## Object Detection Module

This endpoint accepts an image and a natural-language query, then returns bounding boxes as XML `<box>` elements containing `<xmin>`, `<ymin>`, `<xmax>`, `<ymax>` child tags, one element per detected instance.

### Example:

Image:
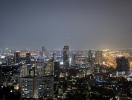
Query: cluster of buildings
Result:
<box><xmin>0</xmin><ymin>47</ymin><xmax>132</xmax><ymax>99</ymax></box>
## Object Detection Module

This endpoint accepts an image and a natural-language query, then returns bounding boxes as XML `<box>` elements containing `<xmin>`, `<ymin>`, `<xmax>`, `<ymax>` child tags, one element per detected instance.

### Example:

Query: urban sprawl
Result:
<box><xmin>0</xmin><ymin>46</ymin><xmax>132</xmax><ymax>100</ymax></box>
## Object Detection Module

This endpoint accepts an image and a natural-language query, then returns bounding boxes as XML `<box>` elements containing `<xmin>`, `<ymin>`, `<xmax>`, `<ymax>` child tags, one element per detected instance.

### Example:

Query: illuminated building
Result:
<box><xmin>71</xmin><ymin>54</ymin><xmax>76</xmax><ymax>65</ymax></box>
<box><xmin>45</xmin><ymin>62</ymin><xmax>53</xmax><ymax>75</ymax></box>
<box><xmin>51</xmin><ymin>50</ymin><xmax>63</xmax><ymax>62</ymax></box>
<box><xmin>14</xmin><ymin>51</ymin><xmax>21</xmax><ymax>63</ymax></box>
<box><xmin>26</xmin><ymin>53</ymin><xmax>31</xmax><ymax>64</ymax></box>
<box><xmin>95</xmin><ymin>51</ymin><xmax>103</xmax><ymax>65</ymax></box>
<box><xmin>88</xmin><ymin>50</ymin><xmax>94</xmax><ymax>67</ymax></box>
<box><xmin>20</xmin><ymin>63</ymin><xmax>54</xmax><ymax>99</ymax></box>
<box><xmin>22</xmin><ymin>76</ymin><xmax>54</xmax><ymax>99</ymax></box>
<box><xmin>20</xmin><ymin>76</ymin><xmax>54</xmax><ymax>99</ymax></box>
<box><xmin>75</xmin><ymin>55</ymin><xmax>87</xmax><ymax>65</ymax></box>
<box><xmin>41</xmin><ymin>46</ymin><xmax>48</xmax><ymax>57</ymax></box>
<box><xmin>63</xmin><ymin>46</ymin><xmax>69</xmax><ymax>68</ymax></box>
<box><xmin>42</xmin><ymin>46</ymin><xmax>45</xmax><ymax>57</ymax></box>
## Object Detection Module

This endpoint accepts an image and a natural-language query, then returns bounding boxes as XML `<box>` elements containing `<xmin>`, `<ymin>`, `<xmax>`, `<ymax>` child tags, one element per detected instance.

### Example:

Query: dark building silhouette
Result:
<box><xmin>88</xmin><ymin>50</ymin><xmax>94</xmax><ymax>67</ymax></box>
<box><xmin>14</xmin><ymin>51</ymin><xmax>20</xmax><ymax>63</ymax></box>
<box><xmin>63</xmin><ymin>46</ymin><xmax>69</xmax><ymax>68</ymax></box>
<box><xmin>116</xmin><ymin>56</ymin><xmax>130</xmax><ymax>74</ymax></box>
<box><xmin>26</xmin><ymin>52</ymin><xmax>31</xmax><ymax>64</ymax></box>
<box><xmin>54</xmin><ymin>62</ymin><xmax>60</xmax><ymax>77</ymax></box>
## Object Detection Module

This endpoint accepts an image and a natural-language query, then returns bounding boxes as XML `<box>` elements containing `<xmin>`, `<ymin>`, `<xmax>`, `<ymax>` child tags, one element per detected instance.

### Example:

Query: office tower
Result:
<box><xmin>26</xmin><ymin>52</ymin><xmax>31</xmax><ymax>64</ymax></box>
<box><xmin>95</xmin><ymin>51</ymin><xmax>103</xmax><ymax>65</ymax></box>
<box><xmin>87</xmin><ymin>50</ymin><xmax>95</xmax><ymax>74</ymax></box>
<box><xmin>14</xmin><ymin>51</ymin><xmax>20</xmax><ymax>63</ymax></box>
<box><xmin>41</xmin><ymin>46</ymin><xmax>48</xmax><ymax>57</ymax></box>
<box><xmin>71</xmin><ymin>54</ymin><xmax>76</xmax><ymax>65</ymax></box>
<box><xmin>54</xmin><ymin>62</ymin><xmax>60</xmax><ymax>77</ymax></box>
<box><xmin>88</xmin><ymin>50</ymin><xmax>94</xmax><ymax>66</ymax></box>
<box><xmin>63</xmin><ymin>46</ymin><xmax>69</xmax><ymax>68</ymax></box>
<box><xmin>53</xmin><ymin>50</ymin><xmax>63</xmax><ymax>62</ymax></box>
<box><xmin>53</xmin><ymin>61</ymin><xmax>60</xmax><ymax>97</ymax></box>
<box><xmin>41</xmin><ymin>46</ymin><xmax>45</xmax><ymax>57</ymax></box>
<box><xmin>45</xmin><ymin>60</ymin><xmax>54</xmax><ymax>75</ymax></box>
<box><xmin>116</xmin><ymin>56</ymin><xmax>130</xmax><ymax>74</ymax></box>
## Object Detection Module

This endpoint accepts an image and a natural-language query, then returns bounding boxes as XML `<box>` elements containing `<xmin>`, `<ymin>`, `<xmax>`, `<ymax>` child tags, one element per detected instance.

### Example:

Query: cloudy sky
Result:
<box><xmin>0</xmin><ymin>0</ymin><xmax>132</xmax><ymax>50</ymax></box>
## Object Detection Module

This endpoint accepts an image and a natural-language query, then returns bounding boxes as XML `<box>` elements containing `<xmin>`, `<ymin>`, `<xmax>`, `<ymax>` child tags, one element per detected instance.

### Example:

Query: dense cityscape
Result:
<box><xmin>1</xmin><ymin>0</ymin><xmax>132</xmax><ymax>100</ymax></box>
<box><xmin>0</xmin><ymin>46</ymin><xmax>132</xmax><ymax>100</ymax></box>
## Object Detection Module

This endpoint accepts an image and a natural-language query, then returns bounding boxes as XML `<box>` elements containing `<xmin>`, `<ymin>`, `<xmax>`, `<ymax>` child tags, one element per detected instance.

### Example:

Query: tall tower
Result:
<box><xmin>26</xmin><ymin>52</ymin><xmax>31</xmax><ymax>64</ymax></box>
<box><xmin>88</xmin><ymin>50</ymin><xmax>94</xmax><ymax>66</ymax></box>
<box><xmin>95</xmin><ymin>51</ymin><xmax>103</xmax><ymax>65</ymax></box>
<box><xmin>41</xmin><ymin>46</ymin><xmax>46</xmax><ymax>57</ymax></box>
<box><xmin>63</xmin><ymin>46</ymin><xmax>69</xmax><ymax>68</ymax></box>
<box><xmin>41</xmin><ymin>46</ymin><xmax>48</xmax><ymax>57</ymax></box>
<box><xmin>116</xmin><ymin>56</ymin><xmax>130</xmax><ymax>74</ymax></box>
<box><xmin>20</xmin><ymin>62</ymin><xmax>54</xmax><ymax>99</ymax></box>
<box><xmin>14</xmin><ymin>51</ymin><xmax>20</xmax><ymax>63</ymax></box>
<box><xmin>87</xmin><ymin>50</ymin><xmax>95</xmax><ymax>74</ymax></box>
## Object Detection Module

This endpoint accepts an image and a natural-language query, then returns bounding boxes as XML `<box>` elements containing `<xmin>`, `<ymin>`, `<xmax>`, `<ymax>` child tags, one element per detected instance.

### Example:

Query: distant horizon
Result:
<box><xmin>0</xmin><ymin>47</ymin><xmax>132</xmax><ymax>51</ymax></box>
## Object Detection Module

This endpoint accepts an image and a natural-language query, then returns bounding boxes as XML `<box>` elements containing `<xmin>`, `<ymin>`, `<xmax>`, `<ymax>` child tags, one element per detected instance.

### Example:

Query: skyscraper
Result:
<box><xmin>41</xmin><ymin>46</ymin><xmax>48</xmax><ymax>57</ymax></box>
<box><xmin>14</xmin><ymin>51</ymin><xmax>20</xmax><ymax>63</ymax></box>
<box><xmin>26</xmin><ymin>52</ymin><xmax>31</xmax><ymax>64</ymax></box>
<box><xmin>20</xmin><ymin>62</ymin><xmax>54</xmax><ymax>99</ymax></box>
<box><xmin>54</xmin><ymin>62</ymin><xmax>60</xmax><ymax>77</ymax></box>
<box><xmin>116</xmin><ymin>56</ymin><xmax>130</xmax><ymax>74</ymax></box>
<box><xmin>95</xmin><ymin>51</ymin><xmax>103</xmax><ymax>65</ymax></box>
<box><xmin>88</xmin><ymin>50</ymin><xmax>94</xmax><ymax>66</ymax></box>
<box><xmin>63</xmin><ymin>46</ymin><xmax>69</xmax><ymax>68</ymax></box>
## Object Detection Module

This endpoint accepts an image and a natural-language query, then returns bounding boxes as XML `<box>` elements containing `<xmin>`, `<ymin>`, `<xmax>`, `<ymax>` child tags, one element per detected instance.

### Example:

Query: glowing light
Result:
<box><xmin>69</xmin><ymin>57</ymin><xmax>72</xmax><ymax>65</ymax></box>
<box><xmin>102</xmin><ymin>49</ymin><xmax>110</xmax><ymax>52</ymax></box>
<box><xmin>60</xmin><ymin>61</ymin><xmax>63</xmax><ymax>65</ymax></box>
<box><xmin>102</xmin><ymin>61</ymin><xmax>106</xmax><ymax>65</ymax></box>
<box><xmin>14</xmin><ymin>84</ymin><xmax>19</xmax><ymax>90</ymax></box>
<box><xmin>0</xmin><ymin>56</ymin><xmax>5</xmax><ymax>59</ymax></box>
<box><xmin>10</xmin><ymin>90</ymin><xmax>13</xmax><ymax>93</ymax></box>
<box><xmin>59</xmin><ymin>73</ymin><xmax>64</xmax><ymax>78</ymax></box>
<box><xmin>117</xmin><ymin>55</ymin><xmax>124</xmax><ymax>57</ymax></box>
<box><xmin>16</xmin><ymin>51</ymin><xmax>20</xmax><ymax>52</ymax></box>
<box><xmin>130</xmin><ymin>62</ymin><xmax>132</xmax><ymax>68</ymax></box>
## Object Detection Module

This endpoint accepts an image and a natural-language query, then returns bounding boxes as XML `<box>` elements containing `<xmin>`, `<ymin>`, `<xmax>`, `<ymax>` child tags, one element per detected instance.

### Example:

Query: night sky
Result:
<box><xmin>0</xmin><ymin>0</ymin><xmax>132</xmax><ymax>50</ymax></box>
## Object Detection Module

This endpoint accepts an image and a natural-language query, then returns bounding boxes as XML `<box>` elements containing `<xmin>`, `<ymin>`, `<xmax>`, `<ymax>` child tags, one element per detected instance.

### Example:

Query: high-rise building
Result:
<box><xmin>26</xmin><ymin>52</ymin><xmax>31</xmax><ymax>64</ymax></box>
<box><xmin>116</xmin><ymin>56</ymin><xmax>130</xmax><ymax>74</ymax></box>
<box><xmin>41</xmin><ymin>46</ymin><xmax>45</xmax><ymax>57</ymax></box>
<box><xmin>71</xmin><ymin>54</ymin><xmax>76</xmax><ymax>65</ymax></box>
<box><xmin>88</xmin><ymin>50</ymin><xmax>94</xmax><ymax>66</ymax></box>
<box><xmin>20</xmin><ymin>76</ymin><xmax>54</xmax><ymax>99</ymax></box>
<box><xmin>54</xmin><ymin>62</ymin><xmax>60</xmax><ymax>77</ymax></box>
<box><xmin>41</xmin><ymin>46</ymin><xmax>48</xmax><ymax>57</ymax></box>
<box><xmin>87</xmin><ymin>50</ymin><xmax>95</xmax><ymax>73</ymax></box>
<box><xmin>95</xmin><ymin>51</ymin><xmax>103</xmax><ymax>65</ymax></box>
<box><xmin>14</xmin><ymin>51</ymin><xmax>21</xmax><ymax>63</ymax></box>
<box><xmin>20</xmin><ymin>63</ymin><xmax>54</xmax><ymax>99</ymax></box>
<box><xmin>45</xmin><ymin>60</ymin><xmax>54</xmax><ymax>76</ymax></box>
<box><xmin>63</xmin><ymin>46</ymin><xmax>69</xmax><ymax>68</ymax></box>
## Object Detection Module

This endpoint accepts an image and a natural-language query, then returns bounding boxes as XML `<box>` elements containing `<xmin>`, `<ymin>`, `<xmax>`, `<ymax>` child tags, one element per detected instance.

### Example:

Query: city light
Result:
<box><xmin>14</xmin><ymin>84</ymin><xmax>19</xmax><ymax>90</ymax></box>
<box><xmin>0</xmin><ymin>0</ymin><xmax>132</xmax><ymax>99</ymax></box>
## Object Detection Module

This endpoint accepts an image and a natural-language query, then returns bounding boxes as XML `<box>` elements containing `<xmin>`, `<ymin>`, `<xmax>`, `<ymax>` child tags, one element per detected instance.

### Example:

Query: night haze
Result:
<box><xmin>0</xmin><ymin>0</ymin><xmax>132</xmax><ymax>50</ymax></box>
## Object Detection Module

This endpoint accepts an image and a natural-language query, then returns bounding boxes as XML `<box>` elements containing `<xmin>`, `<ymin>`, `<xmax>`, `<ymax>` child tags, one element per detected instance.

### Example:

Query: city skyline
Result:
<box><xmin>0</xmin><ymin>0</ymin><xmax>132</xmax><ymax>50</ymax></box>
